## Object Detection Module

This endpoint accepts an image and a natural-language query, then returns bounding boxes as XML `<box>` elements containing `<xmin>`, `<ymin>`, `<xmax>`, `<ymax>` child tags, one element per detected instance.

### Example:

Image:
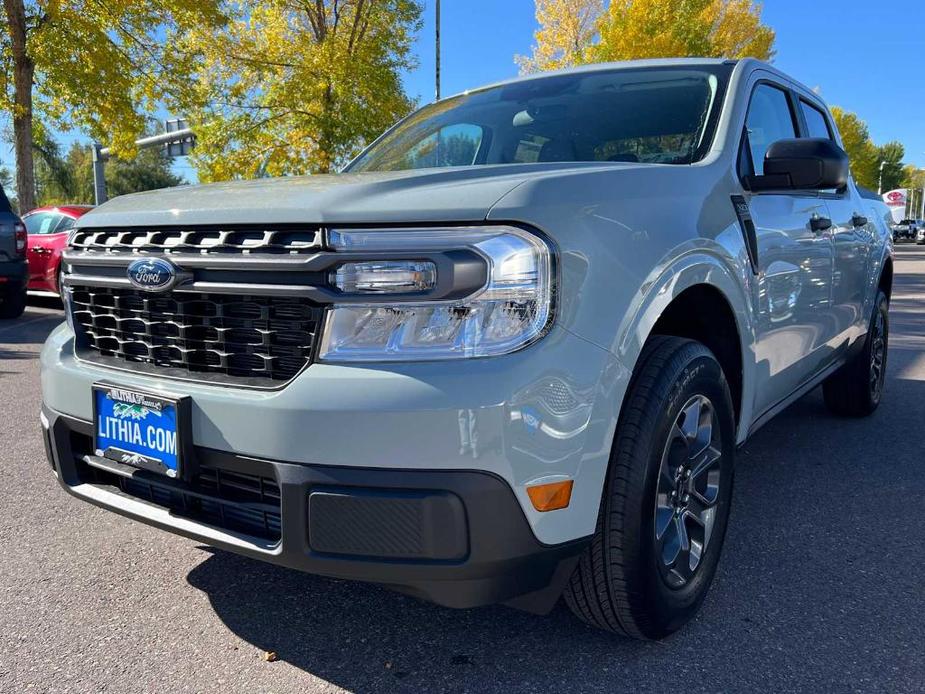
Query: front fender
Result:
<box><xmin>611</xmin><ymin>246</ymin><xmax>758</xmax><ymax>443</ymax></box>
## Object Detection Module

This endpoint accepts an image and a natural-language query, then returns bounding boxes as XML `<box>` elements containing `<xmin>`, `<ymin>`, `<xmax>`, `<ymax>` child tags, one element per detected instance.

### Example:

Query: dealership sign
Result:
<box><xmin>883</xmin><ymin>189</ymin><xmax>907</xmax><ymax>207</ymax></box>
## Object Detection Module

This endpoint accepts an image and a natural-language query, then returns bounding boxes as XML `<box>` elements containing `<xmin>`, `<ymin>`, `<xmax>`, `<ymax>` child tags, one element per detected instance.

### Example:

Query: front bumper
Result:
<box><xmin>41</xmin><ymin>322</ymin><xmax>629</xmax><ymax>546</ymax></box>
<box><xmin>42</xmin><ymin>405</ymin><xmax>586</xmax><ymax>611</ymax></box>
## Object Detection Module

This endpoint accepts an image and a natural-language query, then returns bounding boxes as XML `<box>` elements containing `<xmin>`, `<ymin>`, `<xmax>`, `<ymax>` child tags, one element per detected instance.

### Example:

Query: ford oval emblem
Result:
<box><xmin>127</xmin><ymin>258</ymin><xmax>177</xmax><ymax>292</ymax></box>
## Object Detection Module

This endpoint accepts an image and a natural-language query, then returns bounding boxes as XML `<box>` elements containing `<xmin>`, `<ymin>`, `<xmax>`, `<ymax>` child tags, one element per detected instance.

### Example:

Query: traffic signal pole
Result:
<box><xmin>91</xmin><ymin>127</ymin><xmax>195</xmax><ymax>205</ymax></box>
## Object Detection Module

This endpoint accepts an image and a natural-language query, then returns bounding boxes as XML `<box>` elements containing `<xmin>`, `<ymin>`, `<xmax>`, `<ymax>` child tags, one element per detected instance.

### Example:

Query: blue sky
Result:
<box><xmin>403</xmin><ymin>0</ymin><xmax>925</xmax><ymax>169</ymax></box>
<box><xmin>22</xmin><ymin>0</ymin><xmax>925</xmax><ymax>184</ymax></box>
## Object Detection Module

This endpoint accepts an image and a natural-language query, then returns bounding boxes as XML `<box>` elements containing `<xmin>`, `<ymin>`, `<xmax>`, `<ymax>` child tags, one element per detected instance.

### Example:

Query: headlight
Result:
<box><xmin>318</xmin><ymin>226</ymin><xmax>554</xmax><ymax>361</ymax></box>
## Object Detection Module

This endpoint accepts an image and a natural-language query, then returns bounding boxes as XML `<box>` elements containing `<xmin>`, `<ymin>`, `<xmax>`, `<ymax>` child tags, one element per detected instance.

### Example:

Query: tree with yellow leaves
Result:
<box><xmin>1</xmin><ymin>0</ymin><xmax>227</xmax><ymax>211</ymax></box>
<box><xmin>515</xmin><ymin>0</ymin><xmax>604</xmax><ymax>73</ymax></box>
<box><xmin>518</xmin><ymin>0</ymin><xmax>775</xmax><ymax>73</ymax></box>
<box><xmin>830</xmin><ymin>106</ymin><xmax>880</xmax><ymax>190</ymax></box>
<box><xmin>181</xmin><ymin>0</ymin><xmax>422</xmax><ymax>181</ymax></box>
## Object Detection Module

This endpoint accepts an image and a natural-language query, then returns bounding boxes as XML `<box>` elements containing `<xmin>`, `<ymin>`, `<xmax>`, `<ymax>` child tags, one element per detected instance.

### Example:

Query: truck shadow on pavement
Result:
<box><xmin>185</xmin><ymin>278</ymin><xmax>925</xmax><ymax>692</ymax></box>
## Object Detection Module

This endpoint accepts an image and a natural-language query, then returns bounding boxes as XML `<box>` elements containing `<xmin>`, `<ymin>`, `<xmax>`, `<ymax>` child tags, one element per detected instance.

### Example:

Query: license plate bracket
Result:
<box><xmin>92</xmin><ymin>383</ymin><xmax>193</xmax><ymax>479</ymax></box>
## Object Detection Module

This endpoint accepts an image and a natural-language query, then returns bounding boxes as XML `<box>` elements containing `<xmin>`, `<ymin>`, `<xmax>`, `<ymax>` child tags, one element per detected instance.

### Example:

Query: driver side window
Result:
<box><xmin>745</xmin><ymin>84</ymin><xmax>798</xmax><ymax>175</ymax></box>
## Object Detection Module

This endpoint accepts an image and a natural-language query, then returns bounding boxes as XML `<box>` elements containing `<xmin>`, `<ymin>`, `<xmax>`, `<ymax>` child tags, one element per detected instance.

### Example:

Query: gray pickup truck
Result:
<box><xmin>40</xmin><ymin>58</ymin><xmax>892</xmax><ymax>639</ymax></box>
<box><xmin>0</xmin><ymin>183</ymin><xmax>27</xmax><ymax>319</ymax></box>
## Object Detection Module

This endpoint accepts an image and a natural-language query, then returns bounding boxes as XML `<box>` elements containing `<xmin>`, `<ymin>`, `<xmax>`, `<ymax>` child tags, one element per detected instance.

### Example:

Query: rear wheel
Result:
<box><xmin>822</xmin><ymin>289</ymin><xmax>889</xmax><ymax>417</ymax></box>
<box><xmin>0</xmin><ymin>286</ymin><xmax>27</xmax><ymax>319</ymax></box>
<box><xmin>564</xmin><ymin>336</ymin><xmax>736</xmax><ymax>640</ymax></box>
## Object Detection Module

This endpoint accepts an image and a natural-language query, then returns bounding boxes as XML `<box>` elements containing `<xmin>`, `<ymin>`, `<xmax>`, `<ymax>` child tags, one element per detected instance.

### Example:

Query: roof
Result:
<box><xmin>443</xmin><ymin>57</ymin><xmax>742</xmax><ymax>102</ymax></box>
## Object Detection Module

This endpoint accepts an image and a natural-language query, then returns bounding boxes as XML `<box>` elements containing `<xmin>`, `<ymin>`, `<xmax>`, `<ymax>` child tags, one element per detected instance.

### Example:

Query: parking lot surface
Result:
<box><xmin>2</xmin><ymin>246</ymin><xmax>924</xmax><ymax>693</ymax></box>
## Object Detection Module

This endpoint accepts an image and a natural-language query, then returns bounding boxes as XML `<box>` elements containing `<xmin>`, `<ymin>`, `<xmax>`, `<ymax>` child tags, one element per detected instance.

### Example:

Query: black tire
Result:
<box><xmin>0</xmin><ymin>288</ymin><xmax>27</xmax><ymax>319</ymax></box>
<box><xmin>822</xmin><ymin>290</ymin><xmax>889</xmax><ymax>417</ymax></box>
<box><xmin>564</xmin><ymin>336</ymin><xmax>736</xmax><ymax>640</ymax></box>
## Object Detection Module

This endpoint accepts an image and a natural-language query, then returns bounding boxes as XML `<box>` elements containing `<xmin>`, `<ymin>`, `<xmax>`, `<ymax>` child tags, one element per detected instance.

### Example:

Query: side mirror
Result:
<box><xmin>745</xmin><ymin>138</ymin><xmax>849</xmax><ymax>192</ymax></box>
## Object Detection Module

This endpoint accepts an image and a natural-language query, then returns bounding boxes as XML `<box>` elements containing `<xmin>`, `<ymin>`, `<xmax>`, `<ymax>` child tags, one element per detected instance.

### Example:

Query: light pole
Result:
<box><xmin>921</xmin><ymin>155</ymin><xmax>925</xmax><ymax>219</ymax></box>
<box><xmin>435</xmin><ymin>0</ymin><xmax>441</xmax><ymax>101</ymax></box>
<box><xmin>878</xmin><ymin>160</ymin><xmax>886</xmax><ymax>195</ymax></box>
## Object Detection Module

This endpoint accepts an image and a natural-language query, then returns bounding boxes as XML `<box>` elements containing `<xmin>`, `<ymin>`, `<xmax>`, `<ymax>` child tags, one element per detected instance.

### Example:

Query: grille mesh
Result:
<box><xmin>72</xmin><ymin>287</ymin><xmax>320</xmax><ymax>384</ymax></box>
<box><xmin>70</xmin><ymin>227</ymin><xmax>320</xmax><ymax>255</ymax></box>
<box><xmin>79</xmin><ymin>459</ymin><xmax>282</xmax><ymax>542</ymax></box>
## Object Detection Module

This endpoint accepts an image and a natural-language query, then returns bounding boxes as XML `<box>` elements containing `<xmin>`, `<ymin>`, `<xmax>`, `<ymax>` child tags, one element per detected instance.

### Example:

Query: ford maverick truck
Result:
<box><xmin>40</xmin><ymin>58</ymin><xmax>893</xmax><ymax>639</ymax></box>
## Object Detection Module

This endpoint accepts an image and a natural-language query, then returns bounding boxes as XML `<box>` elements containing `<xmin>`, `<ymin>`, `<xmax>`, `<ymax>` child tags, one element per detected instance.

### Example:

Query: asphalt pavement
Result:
<box><xmin>1</xmin><ymin>247</ymin><xmax>924</xmax><ymax>693</ymax></box>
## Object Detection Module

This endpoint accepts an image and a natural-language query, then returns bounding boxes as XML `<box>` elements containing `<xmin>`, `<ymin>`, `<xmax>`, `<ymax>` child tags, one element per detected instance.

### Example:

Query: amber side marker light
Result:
<box><xmin>526</xmin><ymin>480</ymin><xmax>574</xmax><ymax>512</ymax></box>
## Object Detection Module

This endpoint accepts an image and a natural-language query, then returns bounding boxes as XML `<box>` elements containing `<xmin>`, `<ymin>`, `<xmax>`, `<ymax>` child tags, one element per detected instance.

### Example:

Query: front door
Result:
<box><xmin>742</xmin><ymin>82</ymin><xmax>837</xmax><ymax>417</ymax></box>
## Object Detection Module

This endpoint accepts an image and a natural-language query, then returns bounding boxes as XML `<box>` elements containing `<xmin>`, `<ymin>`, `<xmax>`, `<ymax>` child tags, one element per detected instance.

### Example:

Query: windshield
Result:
<box><xmin>348</xmin><ymin>65</ymin><xmax>732</xmax><ymax>173</ymax></box>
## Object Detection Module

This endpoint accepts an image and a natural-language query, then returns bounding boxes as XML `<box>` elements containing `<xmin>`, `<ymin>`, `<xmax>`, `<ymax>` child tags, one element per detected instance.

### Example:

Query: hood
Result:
<box><xmin>76</xmin><ymin>163</ymin><xmax>630</xmax><ymax>228</ymax></box>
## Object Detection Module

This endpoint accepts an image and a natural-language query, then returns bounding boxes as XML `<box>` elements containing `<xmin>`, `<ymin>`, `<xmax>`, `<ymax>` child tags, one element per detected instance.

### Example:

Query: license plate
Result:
<box><xmin>93</xmin><ymin>384</ymin><xmax>185</xmax><ymax>478</ymax></box>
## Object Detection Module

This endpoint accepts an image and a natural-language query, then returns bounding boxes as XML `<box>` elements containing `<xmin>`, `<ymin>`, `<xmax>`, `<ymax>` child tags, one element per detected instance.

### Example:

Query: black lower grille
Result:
<box><xmin>71</xmin><ymin>287</ymin><xmax>321</xmax><ymax>386</ymax></box>
<box><xmin>77</xmin><ymin>457</ymin><xmax>282</xmax><ymax>543</ymax></box>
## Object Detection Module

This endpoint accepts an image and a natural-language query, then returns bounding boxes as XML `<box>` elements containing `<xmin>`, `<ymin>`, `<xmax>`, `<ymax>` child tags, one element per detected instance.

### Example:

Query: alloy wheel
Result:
<box><xmin>654</xmin><ymin>394</ymin><xmax>723</xmax><ymax>589</ymax></box>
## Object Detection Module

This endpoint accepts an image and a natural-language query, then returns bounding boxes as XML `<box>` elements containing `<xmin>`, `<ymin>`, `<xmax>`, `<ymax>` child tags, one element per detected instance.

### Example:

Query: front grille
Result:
<box><xmin>70</xmin><ymin>227</ymin><xmax>320</xmax><ymax>255</ymax></box>
<box><xmin>72</xmin><ymin>287</ymin><xmax>320</xmax><ymax>385</ymax></box>
<box><xmin>76</xmin><ymin>456</ymin><xmax>282</xmax><ymax>543</ymax></box>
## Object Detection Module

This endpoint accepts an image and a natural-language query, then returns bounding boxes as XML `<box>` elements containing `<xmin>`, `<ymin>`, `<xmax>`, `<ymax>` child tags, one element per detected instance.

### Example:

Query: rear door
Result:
<box><xmin>24</xmin><ymin>211</ymin><xmax>68</xmax><ymax>283</ymax></box>
<box><xmin>797</xmin><ymin>97</ymin><xmax>872</xmax><ymax>343</ymax></box>
<box><xmin>741</xmin><ymin>81</ymin><xmax>837</xmax><ymax>416</ymax></box>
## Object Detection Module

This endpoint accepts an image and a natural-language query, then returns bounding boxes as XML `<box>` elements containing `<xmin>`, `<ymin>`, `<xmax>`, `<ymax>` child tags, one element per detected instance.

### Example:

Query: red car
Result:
<box><xmin>24</xmin><ymin>205</ymin><xmax>92</xmax><ymax>295</ymax></box>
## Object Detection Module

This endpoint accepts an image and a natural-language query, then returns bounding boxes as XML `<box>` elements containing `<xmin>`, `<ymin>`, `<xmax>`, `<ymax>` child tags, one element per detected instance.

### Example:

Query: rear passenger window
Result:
<box><xmin>745</xmin><ymin>84</ymin><xmax>797</xmax><ymax>175</ymax></box>
<box><xmin>800</xmin><ymin>101</ymin><xmax>832</xmax><ymax>140</ymax></box>
<box><xmin>24</xmin><ymin>212</ymin><xmax>65</xmax><ymax>235</ymax></box>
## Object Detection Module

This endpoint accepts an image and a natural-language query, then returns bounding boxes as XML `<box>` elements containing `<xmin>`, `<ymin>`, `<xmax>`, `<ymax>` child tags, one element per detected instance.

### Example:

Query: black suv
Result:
<box><xmin>893</xmin><ymin>218</ymin><xmax>919</xmax><ymax>242</ymax></box>
<box><xmin>0</xmin><ymin>183</ymin><xmax>27</xmax><ymax>318</ymax></box>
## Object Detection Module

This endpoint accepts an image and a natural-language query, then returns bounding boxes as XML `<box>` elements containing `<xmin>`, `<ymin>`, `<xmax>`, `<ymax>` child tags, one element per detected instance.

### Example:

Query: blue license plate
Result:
<box><xmin>93</xmin><ymin>385</ymin><xmax>183</xmax><ymax>478</ymax></box>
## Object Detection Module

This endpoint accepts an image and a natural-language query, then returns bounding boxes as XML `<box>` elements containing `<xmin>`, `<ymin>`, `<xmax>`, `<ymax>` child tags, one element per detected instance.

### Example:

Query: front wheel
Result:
<box><xmin>823</xmin><ymin>289</ymin><xmax>889</xmax><ymax>416</ymax></box>
<box><xmin>564</xmin><ymin>336</ymin><xmax>736</xmax><ymax>640</ymax></box>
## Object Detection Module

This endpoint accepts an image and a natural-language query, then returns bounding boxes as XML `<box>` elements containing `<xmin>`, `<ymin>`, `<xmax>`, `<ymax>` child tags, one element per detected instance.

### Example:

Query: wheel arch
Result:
<box><xmin>650</xmin><ymin>285</ymin><xmax>744</xmax><ymax>427</ymax></box>
<box><xmin>878</xmin><ymin>256</ymin><xmax>893</xmax><ymax>302</ymax></box>
<box><xmin>616</xmin><ymin>253</ymin><xmax>756</xmax><ymax>441</ymax></box>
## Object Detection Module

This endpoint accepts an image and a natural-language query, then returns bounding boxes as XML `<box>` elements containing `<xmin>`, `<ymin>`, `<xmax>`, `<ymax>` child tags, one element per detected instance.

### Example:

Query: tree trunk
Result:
<box><xmin>316</xmin><ymin>81</ymin><xmax>335</xmax><ymax>174</ymax></box>
<box><xmin>3</xmin><ymin>0</ymin><xmax>37</xmax><ymax>212</ymax></box>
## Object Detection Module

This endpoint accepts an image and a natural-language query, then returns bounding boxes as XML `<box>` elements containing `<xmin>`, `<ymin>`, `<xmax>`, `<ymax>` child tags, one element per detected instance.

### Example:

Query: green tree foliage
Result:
<box><xmin>876</xmin><ymin>141</ymin><xmax>906</xmax><ymax>193</ymax></box>
<box><xmin>34</xmin><ymin>133</ymin><xmax>184</xmax><ymax>207</ymax></box>
<box><xmin>0</xmin><ymin>162</ymin><xmax>16</xmax><ymax>210</ymax></box>
<box><xmin>518</xmin><ymin>0</ymin><xmax>774</xmax><ymax>73</ymax></box>
<box><xmin>903</xmin><ymin>165</ymin><xmax>925</xmax><ymax>191</ymax></box>
<box><xmin>179</xmin><ymin>0</ymin><xmax>423</xmax><ymax>180</ymax></box>
<box><xmin>831</xmin><ymin>107</ymin><xmax>888</xmax><ymax>191</ymax></box>
<box><xmin>1</xmin><ymin>0</ymin><xmax>226</xmax><ymax>210</ymax></box>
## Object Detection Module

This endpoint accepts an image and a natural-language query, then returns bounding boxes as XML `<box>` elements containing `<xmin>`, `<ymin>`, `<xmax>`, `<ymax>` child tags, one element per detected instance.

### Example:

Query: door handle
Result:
<box><xmin>851</xmin><ymin>213</ymin><xmax>868</xmax><ymax>227</ymax></box>
<box><xmin>810</xmin><ymin>215</ymin><xmax>832</xmax><ymax>233</ymax></box>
